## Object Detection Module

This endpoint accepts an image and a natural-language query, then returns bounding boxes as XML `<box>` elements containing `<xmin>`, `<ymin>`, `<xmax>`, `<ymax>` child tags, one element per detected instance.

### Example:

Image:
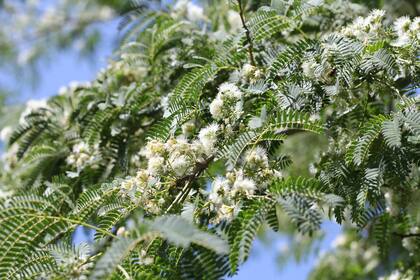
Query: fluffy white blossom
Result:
<box><xmin>245</xmin><ymin>146</ymin><xmax>269</xmax><ymax>169</ymax></box>
<box><xmin>217</xmin><ymin>204</ymin><xmax>238</xmax><ymax>222</ymax></box>
<box><xmin>209</xmin><ymin>98</ymin><xmax>224</xmax><ymax>120</ymax></box>
<box><xmin>219</xmin><ymin>83</ymin><xmax>243</xmax><ymax>99</ymax></box>
<box><xmin>402</xmin><ymin>237</ymin><xmax>416</xmax><ymax>254</ymax></box>
<box><xmin>394</xmin><ymin>16</ymin><xmax>411</xmax><ymax>36</ymax></box>
<box><xmin>209</xmin><ymin>177</ymin><xmax>230</xmax><ymax>205</ymax></box>
<box><xmin>142</xmin><ymin>139</ymin><xmax>166</xmax><ymax>159</ymax></box>
<box><xmin>0</xmin><ymin>126</ymin><xmax>13</xmax><ymax>142</ymax></box>
<box><xmin>66</xmin><ymin>141</ymin><xmax>99</xmax><ymax>174</ymax></box>
<box><xmin>147</xmin><ymin>156</ymin><xmax>165</xmax><ymax>175</ymax></box>
<box><xmin>331</xmin><ymin>234</ymin><xmax>347</xmax><ymax>248</ymax></box>
<box><xmin>169</xmin><ymin>154</ymin><xmax>191</xmax><ymax>176</ymax></box>
<box><xmin>186</xmin><ymin>2</ymin><xmax>204</xmax><ymax>22</ymax></box>
<box><xmin>209</xmin><ymin>83</ymin><xmax>244</xmax><ymax>122</ymax></box>
<box><xmin>241</xmin><ymin>63</ymin><xmax>263</xmax><ymax>82</ymax></box>
<box><xmin>242</xmin><ymin>63</ymin><xmax>255</xmax><ymax>78</ymax></box>
<box><xmin>392</xmin><ymin>16</ymin><xmax>419</xmax><ymax>47</ymax></box>
<box><xmin>232</xmin><ymin>170</ymin><xmax>256</xmax><ymax>196</ymax></box>
<box><xmin>19</xmin><ymin>99</ymin><xmax>48</xmax><ymax>124</ymax></box>
<box><xmin>302</xmin><ymin>60</ymin><xmax>317</xmax><ymax>78</ymax></box>
<box><xmin>227</xmin><ymin>10</ymin><xmax>242</xmax><ymax>32</ymax></box>
<box><xmin>181</xmin><ymin>121</ymin><xmax>195</xmax><ymax>137</ymax></box>
<box><xmin>173</xmin><ymin>0</ymin><xmax>205</xmax><ymax>22</ymax></box>
<box><xmin>198</xmin><ymin>123</ymin><xmax>219</xmax><ymax>155</ymax></box>
<box><xmin>342</xmin><ymin>10</ymin><xmax>386</xmax><ymax>42</ymax></box>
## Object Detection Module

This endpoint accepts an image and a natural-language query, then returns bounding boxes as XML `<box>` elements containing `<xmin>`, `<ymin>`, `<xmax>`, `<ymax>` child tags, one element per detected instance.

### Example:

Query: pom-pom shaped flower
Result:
<box><xmin>209</xmin><ymin>83</ymin><xmax>244</xmax><ymax>123</ymax></box>
<box><xmin>198</xmin><ymin>123</ymin><xmax>219</xmax><ymax>155</ymax></box>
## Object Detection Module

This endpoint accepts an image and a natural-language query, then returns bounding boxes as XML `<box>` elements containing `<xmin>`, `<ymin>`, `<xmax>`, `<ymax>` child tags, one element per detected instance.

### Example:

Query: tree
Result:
<box><xmin>0</xmin><ymin>0</ymin><xmax>419</xmax><ymax>279</ymax></box>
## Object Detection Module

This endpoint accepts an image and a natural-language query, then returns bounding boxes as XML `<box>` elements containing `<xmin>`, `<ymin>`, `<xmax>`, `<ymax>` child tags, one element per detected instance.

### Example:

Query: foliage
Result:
<box><xmin>0</xmin><ymin>0</ymin><xmax>419</xmax><ymax>279</ymax></box>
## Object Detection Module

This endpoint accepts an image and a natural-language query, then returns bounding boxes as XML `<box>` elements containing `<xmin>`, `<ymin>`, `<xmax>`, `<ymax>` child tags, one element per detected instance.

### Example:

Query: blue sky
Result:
<box><xmin>0</xmin><ymin>11</ymin><xmax>341</xmax><ymax>280</ymax></box>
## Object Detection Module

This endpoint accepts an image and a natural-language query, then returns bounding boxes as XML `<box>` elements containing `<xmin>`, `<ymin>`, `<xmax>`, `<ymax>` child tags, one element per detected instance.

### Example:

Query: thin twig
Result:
<box><xmin>165</xmin><ymin>156</ymin><xmax>214</xmax><ymax>213</ymax></box>
<box><xmin>237</xmin><ymin>0</ymin><xmax>256</xmax><ymax>66</ymax></box>
<box><xmin>393</xmin><ymin>232</ymin><xmax>420</xmax><ymax>239</ymax></box>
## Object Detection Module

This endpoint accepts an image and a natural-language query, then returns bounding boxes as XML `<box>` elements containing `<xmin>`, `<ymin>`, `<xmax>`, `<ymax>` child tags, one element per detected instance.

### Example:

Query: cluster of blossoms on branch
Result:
<box><xmin>209</xmin><ymin>83</ymin><xmax>244</xmax><ymax>123</ymax></box>
<box><xmin>342</xmin><ymin>9</ymin><xmax>420</xmax><ymax>47</ymax></box>
<box><xmin>66</xmin><ymin>141</ymin><xmax>100</xmax><ymax>177</ymax></box>
<box><xmin>208</xmin><ymin>146</ymin><xmax>279</xmax><ymax>223</ymax></box>
<box><xmin>117</xmin><ymin>123</ymin><xmax>219</xmax><ymax>213</ymax></box>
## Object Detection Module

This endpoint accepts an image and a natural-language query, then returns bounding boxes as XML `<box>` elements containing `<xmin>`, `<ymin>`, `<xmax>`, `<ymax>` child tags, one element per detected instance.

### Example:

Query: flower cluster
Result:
<box><xmin>241</xmin><ymin>63</ymin><xmax>264</xmax><ymax>83</ymax></box>
<box><xmin>341</xmin><ymin>9</ymin><xmax>386</xmax><ymax>43</ymax></box>
<box><xmin>208</xmin><ymin>146</ymin><xmax>277</xmax><ymax>223</ymax></box>
<box><xmin>119</xmin><ymin>170</ymin><xmax>163</xmax><ymax>214</ymax></box>
<box><xmin>392</xmin><ymin>16</ymin><xmax>420</xmax><ymax>47</ymax></box>
<box><xmin>66</xmin><ymin>141</ymin><xmax>100</xmax><ymax>176</ymax></box>
<box><xmin>19</xmin><ymin>99</ymin><xmax>49</xmax><ymax>124</ymax></box>
<box><xmin>401</xmin><ymin>226</ymin><xmax>419</xmax><ymax>256</ymax></box>
<box><xmin>209</xmin><ymin>83</ymin><xmax>244</xmax><ymax>123</ymax></box>
<box><xmin>172</xmin><ymin>0</ymin><xmax>205</xmax><ymax>22</ymax></box>
<box><xmin>208</xmin><ymin>170</ymin><xmax>256</xmax><ymax>223</ymax></box>
<box><xmin>118</xmin><ymin>124</ymin><xmax>219</xmax><ymax>213</ymax></box>
<box><xmin>0</xmin><ymin>126</ymin><xmax>13</xmax><ymax>143</ymax></box>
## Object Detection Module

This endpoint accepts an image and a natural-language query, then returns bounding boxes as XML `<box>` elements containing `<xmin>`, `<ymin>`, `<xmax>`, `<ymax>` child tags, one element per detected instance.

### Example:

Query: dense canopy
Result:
<box><xmin>0</xmin><ymin>0</ymin><xmax>419</xmax><ymax>279</ymax></box>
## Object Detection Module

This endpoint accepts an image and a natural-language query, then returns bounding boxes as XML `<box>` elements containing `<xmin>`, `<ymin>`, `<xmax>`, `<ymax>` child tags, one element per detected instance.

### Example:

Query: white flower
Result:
<box><xmin>0</xmin><ymin>126</ymin><xmax>13</xmax><ymax>142</ymax></box>
<box><xmin>173</xmin><ymin>0</ymin><xmax>205</xmax><ymax>22</ymax></box>
<box><xmin>121</xmin><ymin>177</ymin><xmax>136</xmax><ymax>192</ymax></box>
<box><xmin>394</xmin><ymin>16</ymin><xmax>411</xmax><ymax>36</ymax></box>
<box><xmin>368</xmin><ymin>9</ymin><xmax>385</xmax><ymax>22</ymax></box>
<box><xmin>242</xmin><ymin>63</ymin><xmax>256</xmax><ymax>78</ymax></box>
<box><xmin>209</xmin><ymin>83</ymin><xmax>244</xmax><ymax>122</ymax></box>
<box><xmin>72</xmin><ymin>142</ymin><xmax>90</xmax><ymax>154</ymax></box>
<box><xmin>147</xmin><ymin>156</ymin><xmax>165</xmax><ymax>175</ymax></box>
<box><xmin>219</xmin><ymin>83</ymin><xmax>242</xmax><ymax>100</ymax></box>
<box><xmin>209</xmin><ymin>177</ymin><xmax>230</xmax><ymax>205</ymax></box>
<box><xmin>393</xmin><ymin>34</ymin><xmax>411</xmax><ymax>47</ymax></box>
<box><xmin>410</xmin><ymin>17</ymin><xmax>420</xmax><ymax>34</ymax></box>
<box><xmin>58</xmin><ymin>86</ymin><xmax>68</xmax><ymax>95</ymax></box>
<box><xmin>217</xmin><ymin>204</ymin><xmax>236</xmax><ymax>221</ymax></box>
<box><xmin>198</xmin><ymin>123</ymin><xmax>219</xmax><ymax>155</ymax></box>
<box><xmin>302</xmin><ymin>60</ymin><xmax>317</xmax><ymax>78</ymax></box>
<box><xmin>209</xmin><ymin>97</ymin><xmax>224</xmax><ymax>120</ymax></box>
<box><xmin>241</xmin><ymin>63</ymin><xmax>263</xmax><ymax>82</ymax></box>
<box><xmin>174</xmin><ymin>0</ymin><xmax>188</xmax><ymax>12</ymax></box>
<box><xmin>402</xmin><ymin>238</ymin><xmax>416</xmax><ymax>252</ymax></box>
<box><xmin>170</xmin><ymin>154</ymin><xmax>190</xmax><ymax>176</ymax></box>
<box><xmin>245</xmin><ymin>146</ymin><xmax>268</xmax><ymax>168</ymax></box>
<box><xmin>181</xmin><ymin>121</ymin><xmax>195</xmax><ymax>137</ymax></box>
<box><xmin>19</xmin><ymin>99</ymin><xmax>48</xmax><ymax>124</ymax></box>
<box><xmin>190</xmin><ymin>140</ymin><xmax>205</xmax><ymax>156</ymax></box>
<box><xmin>232</xmin><ymin>171</ymin><xmax>256</xmax><ymax>196</ymax></box>
<box><xmin>227</xmin><ymin>10</ymin><xmax>242</xmax><ymax>32</ymax></box>
<box><xmin>143</xmin><ymin>140</ymin><xmax>166</xmax><ymax>159</ymax></box>
<box><xmin>410</xmin><ymin>226</ymin><xmax>419</xmax><ymax>234</ymax></box>
<box><xmin>66</xmin><ymin>141</ymin><xmax>98</xmax><ymax>171</ymax></box>
<box><xmin>388</xmin><ymin>270</ymin><xmax>401</xmax><ymax>280</ymax></box>
<box><xmin>331</xmin><ymin>234</ymin><xmax>347</xmax><ymax>248</ymax></box>
<box><xmin>186</xmin><ymin>2</ymin><xmax>204</xmax><ymax>22</ymax></box>
<box><xmin>234</xmin><ymin>100</ymin><xmax>244</xmax><ymax>119</ymax></box>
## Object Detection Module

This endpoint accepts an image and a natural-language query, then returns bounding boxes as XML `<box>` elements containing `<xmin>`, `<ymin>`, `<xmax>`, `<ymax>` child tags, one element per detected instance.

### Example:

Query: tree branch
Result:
<box><xmin>237</xmin><ymin>0</ymin><xmax>256</xmax><ymax>66</ymax></box>
<box><xmin>393</xmin><ymin>232</ymin><xmax>420</xmax><ymax>239</ymax></box>
<box><xmin>165</xmin><ymin>156</ymin><xmax>215</xmax><ymax>213</ymax></box>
